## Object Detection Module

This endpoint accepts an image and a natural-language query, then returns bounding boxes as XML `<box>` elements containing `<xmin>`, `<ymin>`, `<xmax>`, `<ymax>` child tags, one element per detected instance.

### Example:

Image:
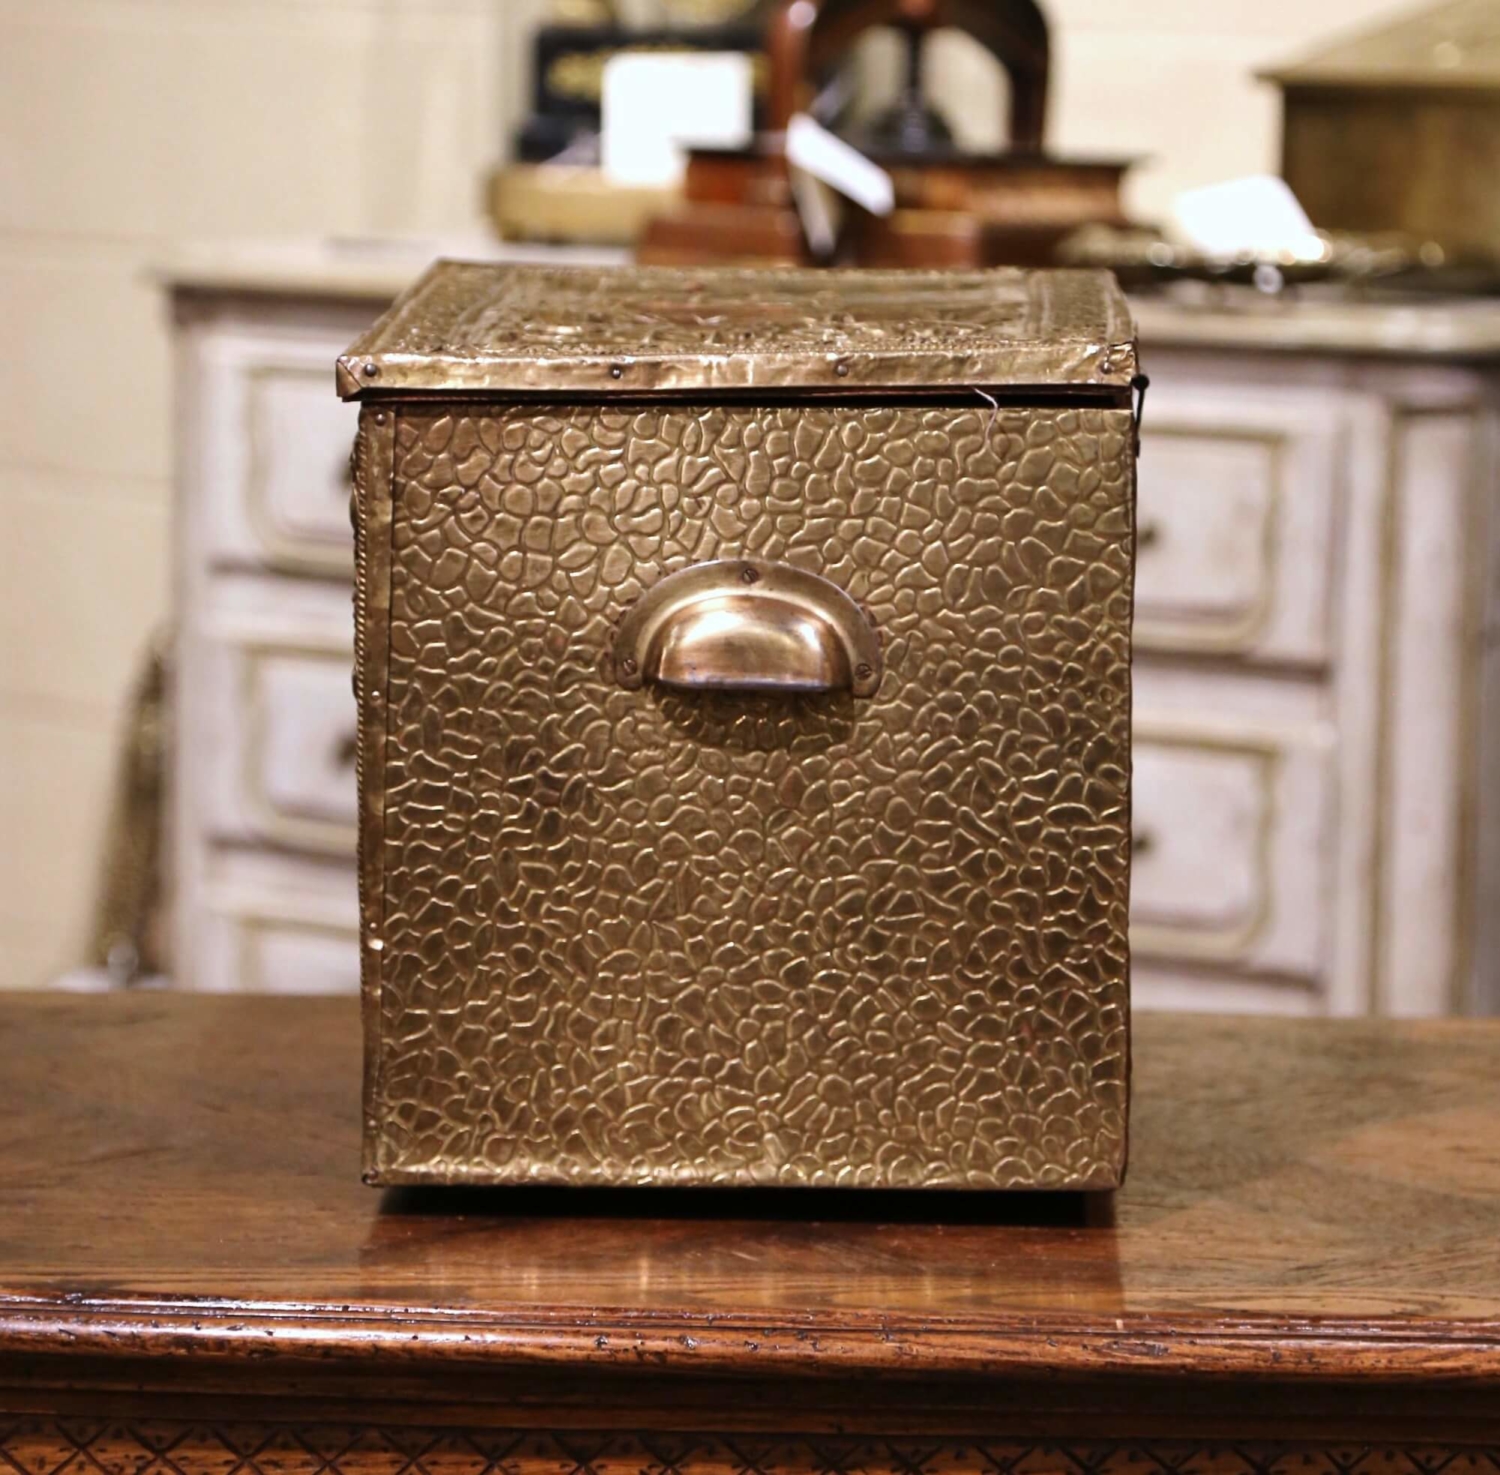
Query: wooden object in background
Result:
<box><xmin>160</xmin><ymin>246</ymin><xmax>1500</xmax><ymax>1014</ymax></box>
<box><xmin>639</xmin><ymin>0</ymin><xmax>1135</xmax><ymax>268</ymax></box>
<box><xmin>2</xmin><ymin>992</ymin><xmax>1500</xmax><ymax>1452</ymax></box>
<box><xmin>850</xmin><ymin>155</ymin><xmax>1132</xmax><ymax>266</ymax></box>
<box><xmin>764</xmin><ymin>0</ymin><xmax>1052</xmax><ymax>147</ymax></box>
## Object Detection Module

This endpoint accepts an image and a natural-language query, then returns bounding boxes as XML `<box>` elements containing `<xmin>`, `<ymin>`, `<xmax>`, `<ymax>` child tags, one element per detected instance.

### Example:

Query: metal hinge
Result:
<box><xmin>1131</xmin><ymin>372</ymin><xmax>1150</xmax><ymax>457</ymax></box>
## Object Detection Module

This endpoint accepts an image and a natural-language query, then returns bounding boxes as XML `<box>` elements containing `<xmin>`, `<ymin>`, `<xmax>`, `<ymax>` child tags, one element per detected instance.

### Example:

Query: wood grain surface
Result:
<box><xmin>3</xmin><ymin>993</ymin><xmax>1499</xmax><ymax>1441</ymax></box>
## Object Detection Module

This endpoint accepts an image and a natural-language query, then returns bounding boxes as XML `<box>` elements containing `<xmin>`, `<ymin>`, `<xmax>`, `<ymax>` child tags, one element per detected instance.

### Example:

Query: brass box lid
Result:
<box><xmin>337</xmin><ymin>261</ymin><xmax>1137</xmax><ymax>400</ymax></box>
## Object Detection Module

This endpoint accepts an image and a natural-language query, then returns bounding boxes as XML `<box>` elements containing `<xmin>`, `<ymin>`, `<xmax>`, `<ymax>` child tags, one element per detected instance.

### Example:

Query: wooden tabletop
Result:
<box><xmin>4</xmin><ymin>992</ymin><xmax>1500</xmax><ymax>1439</ymax></box>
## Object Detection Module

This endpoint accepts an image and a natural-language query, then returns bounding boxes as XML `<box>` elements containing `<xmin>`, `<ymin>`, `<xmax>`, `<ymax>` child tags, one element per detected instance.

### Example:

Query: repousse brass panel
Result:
<box><xmin>363</xmin><ymin>400</ymin><xmax>1134</xmax><ymax>1189</ymax></box>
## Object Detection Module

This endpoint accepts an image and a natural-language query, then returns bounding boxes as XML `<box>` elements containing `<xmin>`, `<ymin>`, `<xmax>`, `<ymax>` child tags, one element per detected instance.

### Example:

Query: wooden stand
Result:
<box><xmin>4</xmin><ymin>992</ymin><xmax>1500</xmax><ymax>1451</ymax></box>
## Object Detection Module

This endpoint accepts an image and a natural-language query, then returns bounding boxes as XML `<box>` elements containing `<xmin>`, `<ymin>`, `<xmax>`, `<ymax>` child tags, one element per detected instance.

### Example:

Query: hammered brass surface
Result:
<box><xmin>362</xmin><ymin>400</ymin><xmax>1134</xmax><ymax>1189</ymax></box>
<box><xmin>337</xmin><ymin>263</ymin><xmax>1138</xmax><ymax>399</ymax></box>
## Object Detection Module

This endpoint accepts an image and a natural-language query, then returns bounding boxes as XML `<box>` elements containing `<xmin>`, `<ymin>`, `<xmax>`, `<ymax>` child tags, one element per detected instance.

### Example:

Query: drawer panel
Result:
<box><xmin>246</xmin><ymin>365</ymin><xmax>359</xmax><ymax>572</ymax></box>
<box><xmin>1130</xmin><ymin>719</ymin><xmax>1334</xmax><ymax>983</ymax></box>
<box><xmin>253</xmin><ymin>650</ymin><xmax>359</xmax><ymax>836</ymax></box>
<box><xmin>1136</xmin><ymin>386</ymin><xmax>1346</xmax><ymax>665</ymax></box>
<box><xmin>201</xmin><ymin>639</ymin><xmax>357</xmax><ymax>857</ymax></box>
<box><xmin>240</xmin><ymin>918</ymin><xmax>361</xmax><ymax>995</ymax></box>
<box><xmin>180</xmin><ymin>845</ymin><xmax>360</xmax><ymax>993</ymax></box>
<box><xmin>1131</xmin><ymin>961</ymin><xmax>1322</xmax><ymax>1015</ymax></box>
<box><xmin>196</xmin><ymin>327</ymin><xmax>360</xmax><ymax>575</ymax></box>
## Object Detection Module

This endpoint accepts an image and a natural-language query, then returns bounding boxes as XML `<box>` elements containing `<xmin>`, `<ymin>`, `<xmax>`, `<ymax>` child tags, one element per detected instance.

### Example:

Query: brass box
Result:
<box><xmin>1265</xmin><ymin>0</ymin><xmax>1500</xmax><ymax>262</ymax></box>
<box><xmin>340</xmin><ymin>263</ymin><xmax>1138</xmax><ymax>1190</ymax></box>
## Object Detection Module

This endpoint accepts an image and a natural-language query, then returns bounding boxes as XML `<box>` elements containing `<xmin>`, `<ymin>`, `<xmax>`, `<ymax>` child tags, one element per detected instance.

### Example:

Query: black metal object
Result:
<box><xmin>515</xmin><ymin>23</ymin><xmax>767</xmax><ymax>164</ymax></box>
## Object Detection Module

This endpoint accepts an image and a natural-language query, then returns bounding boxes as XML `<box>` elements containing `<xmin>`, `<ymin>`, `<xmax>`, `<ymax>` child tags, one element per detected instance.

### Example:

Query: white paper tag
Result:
<box><xmin>789</xmin><ymin>165</ymin><xmax>840</xmax><ymax>258</ymax></box>
<box><xmin>602</xmin><ymin>52</ymin><xmax>754</xmax><ymax>187</ymax></box>
<box><xmin>1171</xmin><ymin>175</ymin><xmax>1323</xmax><ymax>260</ymax></box>
<box><xmin>785</xmin><ymin>113</ymin><xmax>895</xmax><ymax>217</ymax></box>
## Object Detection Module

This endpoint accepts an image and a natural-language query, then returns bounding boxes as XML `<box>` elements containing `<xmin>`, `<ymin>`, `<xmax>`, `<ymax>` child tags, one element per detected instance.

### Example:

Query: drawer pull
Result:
<box><xmin>613</xmin><ymin>559</ymin><xmax>881</xmax><ymax>697</ymax></box>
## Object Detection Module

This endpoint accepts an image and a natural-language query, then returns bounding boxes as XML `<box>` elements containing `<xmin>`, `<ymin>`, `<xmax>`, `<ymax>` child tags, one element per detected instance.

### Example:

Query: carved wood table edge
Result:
<box><xmin>3</xmin><ymin>993</ymin><xmax>1500</xmax><ymax>1458</ymax></box>
<box><xmin>4</xmin><ymin>1296</ymin><xmax>1500</xmax><ymax>1383</ymax></box>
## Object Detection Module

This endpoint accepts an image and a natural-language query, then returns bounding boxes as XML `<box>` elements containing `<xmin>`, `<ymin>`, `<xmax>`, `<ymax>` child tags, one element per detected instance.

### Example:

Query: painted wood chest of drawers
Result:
<box><xmin>164</xmin><ymin>245</ymin><xmax>1500</xmax><ymax>1014</ymax></box>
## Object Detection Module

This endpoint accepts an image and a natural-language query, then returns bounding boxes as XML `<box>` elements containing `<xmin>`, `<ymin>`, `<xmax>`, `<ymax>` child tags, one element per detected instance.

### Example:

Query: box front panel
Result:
<box><xmin>370</xmin><ymin>401</ymin><xmax>1133</xmax><ymax>1187</ymax></box>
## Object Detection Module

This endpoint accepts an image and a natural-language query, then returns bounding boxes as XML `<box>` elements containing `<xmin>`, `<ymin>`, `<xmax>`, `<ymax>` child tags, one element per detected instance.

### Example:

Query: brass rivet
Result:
<box><xmin>740</xmin><ymin>565</ymin><xmax>759</xmax><ymax>584</ymax></box>
<box><xmin>834</xmin><ymin>361</ymin><xmax>850</xmax><ymax>377</ymax></box>
<box><xmin>374</xmin><ymin>412</ymin><xmax>387</xmax><ymax>425</ymax></box>
<box><xmin>610</xmin><ymin>365</ymin><xmax>625</xmax><ymax>379</ymax></box>
<box><xmin>619</xmin><ymin>656</ymin><xmax>638</xmax><ymax>677</ymax></box>
<box><xmin>363</xmin><ymin>361</ymin><xmax>379</xmax><ymax>377</ymax></box>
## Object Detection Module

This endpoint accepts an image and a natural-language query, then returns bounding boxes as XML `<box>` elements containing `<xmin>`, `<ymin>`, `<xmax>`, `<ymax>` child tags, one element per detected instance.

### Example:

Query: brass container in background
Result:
<box><xmin>1265</xmin><ymin>0</ymin><xmax>1500</xmax><ymax>263</ymax></box>
<box><xmin>339</xmin><ymin>263</ymin><xmax>1138</xmax><ymax>1190</ymax></box>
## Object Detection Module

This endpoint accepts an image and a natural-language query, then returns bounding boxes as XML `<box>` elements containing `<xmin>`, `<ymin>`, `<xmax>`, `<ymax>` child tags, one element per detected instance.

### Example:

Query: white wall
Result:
<box><xmin>0</xmin><ymin>0</ymin><xmax>1409</xmax><ymax>988</ymax></box>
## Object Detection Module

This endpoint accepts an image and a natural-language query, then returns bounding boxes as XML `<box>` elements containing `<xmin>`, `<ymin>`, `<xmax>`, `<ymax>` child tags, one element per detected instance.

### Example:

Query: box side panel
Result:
<box><xmin>373</xmin><ymin>402</ymin><xmax>1133</xmax><ymax>1188</ymax></box>
<box><xmin>353</xmin><ymin>404</ymin><xmax>397</xmax><ymax>1183</ymax></box>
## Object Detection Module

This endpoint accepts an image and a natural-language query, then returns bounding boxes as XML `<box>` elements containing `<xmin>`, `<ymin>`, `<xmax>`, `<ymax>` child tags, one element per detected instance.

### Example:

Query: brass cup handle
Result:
<box><xmin>612</xmin><ymin>559</ymin><xmax>881</xmax><ymax>697</ymax></box>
